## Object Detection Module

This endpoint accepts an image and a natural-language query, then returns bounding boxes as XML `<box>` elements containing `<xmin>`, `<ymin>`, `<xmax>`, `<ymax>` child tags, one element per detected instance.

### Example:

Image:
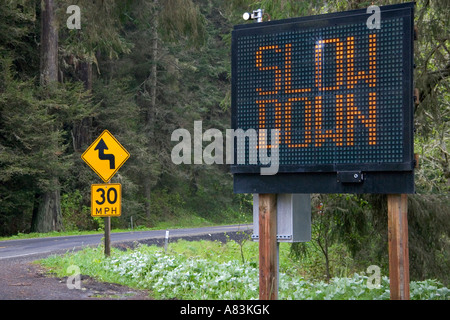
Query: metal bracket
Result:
<box><xmin>337</xmin><ymin>171</ymin><xmax>363</xmax><ymax>183</ymax></box>
<box><xmin>251</xmin><ymin>234</ymin><xmax>293</xmax><ymax>241</ymax></box>
<box><xmin>276</xmin><ymin>235</ymin><xmax>292</xmax><ymax>240</ymax></box>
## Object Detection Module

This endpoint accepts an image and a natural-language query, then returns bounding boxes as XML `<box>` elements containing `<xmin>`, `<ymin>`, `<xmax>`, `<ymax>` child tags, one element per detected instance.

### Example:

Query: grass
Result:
<box><xmin>0</xmin><ymin>218</ymin><xmax>245</xmax><ymax>242</ymax></box>
<box><xmin>38</xmin><ymin>238</ymin><xmax>450</xmax><ymax>300</ymax></box>
<box><xmin>0</xmin><ymin>229</ymin><xmax>104</xmax><ymax>241</ymax></box>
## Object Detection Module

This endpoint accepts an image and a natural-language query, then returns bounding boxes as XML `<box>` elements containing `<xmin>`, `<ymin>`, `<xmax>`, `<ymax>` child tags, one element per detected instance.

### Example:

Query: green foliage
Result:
<box><xmin>0</xmin><ymin>58</ymin><xmax>94</xmax><ymax>232</ymax></box>
<box><xmin>407</xmin><ymin>194</ymin><xmax>450</xmax><ymax>284</ymax></box>
<box><xmin>291</xmin><ymin>192</ymin><xmax>450</xmax><ymax>285</ymax></box>
<box><xmin>148</xmin><ymin>188</ymin><xmax>186</xmax><ymax>223</ymax></box>
<box><xmin>291</xmin><ymin>194</ymin><xmax>380</xmax><ymax>280</ymax></box>
<box><xmin>159</xmin><ymin>0</ymin><xmax>206</xmax><ymax>46</ymax></box>
<box><xmin>413</xmin><ymin>0</ymin><xmax>450</xmax><ymax>195</ymax></box>
<box><xmin>57</xmin><ymin>0</ymin><xmax>133</xmax><ymax>65</ymax></box>
<box><xmin>1</xmin><ymin>0</ymin><xmax>449</xmax><ymax>287</ymax></box>
<box><xmin>61</xmin><ymin>190</ymin><xmax>96</xmax><ymax>231</ymax></box>
<box><xmin>39</xmin><ymin>241</ymin><xmax>450</xmax><ymax>300</ymax></box>
<box><xmin>0</xmin><ymin>1</ymin><xmax>39</xmax><ymax>77</ymax></box>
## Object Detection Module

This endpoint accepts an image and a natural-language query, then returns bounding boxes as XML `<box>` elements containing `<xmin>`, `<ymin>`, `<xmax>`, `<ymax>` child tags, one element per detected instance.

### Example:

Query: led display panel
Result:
<box><xmin>231</xmin><ymin>3</ymin><xmax>415</xmax><ymax>194</ymax></box>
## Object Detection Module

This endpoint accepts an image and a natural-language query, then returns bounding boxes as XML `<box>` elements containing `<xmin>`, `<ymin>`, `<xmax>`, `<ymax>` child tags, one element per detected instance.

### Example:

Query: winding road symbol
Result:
<box><xmin>81</xmin><ymin>130</ymin><xmax>130</xmax><ymax>182</ymax></box>
<box><xmin>95</xmin><ymin>138</ymin><xmax>115</xmax><ymax>169</ymax></box>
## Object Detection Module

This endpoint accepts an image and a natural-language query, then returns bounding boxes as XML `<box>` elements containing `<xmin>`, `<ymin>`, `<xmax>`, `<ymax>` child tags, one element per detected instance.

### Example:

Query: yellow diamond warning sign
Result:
<box><xmin>81</xmin><ymin>130</ymin><xmax>130</xmax><ymax>182</ymax></box>
<box><xmin>91</xmin><ymin>183</ymin><xmax>121</xmax><ymax>217</ymax></box>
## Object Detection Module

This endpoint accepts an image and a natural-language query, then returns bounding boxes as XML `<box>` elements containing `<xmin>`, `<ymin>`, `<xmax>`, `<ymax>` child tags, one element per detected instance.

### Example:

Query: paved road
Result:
<box><xmin>0</xmin><ymin>224</ymin><xmax>252</xmax><ymax>260</ymax></box>
<box><xmin>0</xmin><ymin>224</ymin><xmax>251</xmax><ymax>300</ymax></box>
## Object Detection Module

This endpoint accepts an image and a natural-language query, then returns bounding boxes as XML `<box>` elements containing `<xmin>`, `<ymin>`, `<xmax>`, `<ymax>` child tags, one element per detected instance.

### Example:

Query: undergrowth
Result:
<box><xmin>38</xmin><ymin>239</ymin><xmax>449</xmax><ymax>300</ymax></box>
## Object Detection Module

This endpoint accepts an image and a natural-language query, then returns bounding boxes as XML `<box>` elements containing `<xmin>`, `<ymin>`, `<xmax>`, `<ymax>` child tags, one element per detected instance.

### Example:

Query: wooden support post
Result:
<box><xmin>388</xmin><ymin>194</ymin><xmax>410</xmax><ymax>300</ymax></box>
<box><xmin>104</xmin><ymin>216</ymin><xmax>111</xmax><ymax>257</ymax></box>
<box><xmin>258</xmin><ymin>194</ymin><xmax>278</xmax><ymax>300</ymax></box>
<box><xmin>104</xmin><ymin>180</ymin><xmax>111</xmax><ymax>257</ymax></box>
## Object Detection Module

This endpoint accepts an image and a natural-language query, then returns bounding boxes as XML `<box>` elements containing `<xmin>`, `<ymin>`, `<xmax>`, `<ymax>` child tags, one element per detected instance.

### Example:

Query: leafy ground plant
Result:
<box><xmin>39</xmin><ymin>241</ymin><xmax>449</xmax><ymax>300</ymax></box>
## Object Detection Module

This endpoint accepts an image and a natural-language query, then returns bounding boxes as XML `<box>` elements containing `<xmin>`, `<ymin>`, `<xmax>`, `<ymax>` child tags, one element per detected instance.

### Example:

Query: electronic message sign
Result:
<box><xmin>231</xmin><ymin>3</ymin><xmax>415</xmax><ymax>194</ymax></box>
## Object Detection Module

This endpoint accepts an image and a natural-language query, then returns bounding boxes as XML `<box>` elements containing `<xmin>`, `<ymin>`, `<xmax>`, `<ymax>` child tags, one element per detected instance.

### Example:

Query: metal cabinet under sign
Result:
<box><xmin>252</xmin><ymin>194</ymin><xmax>311</xmax><ymax>242</ymax></box>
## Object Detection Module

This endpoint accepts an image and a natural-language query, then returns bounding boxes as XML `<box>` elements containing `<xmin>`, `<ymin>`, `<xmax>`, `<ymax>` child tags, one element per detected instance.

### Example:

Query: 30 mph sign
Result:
<box><xmin>91</xmin><ymin>183</ymin><xmax>122</xmax><ymax>217</ymax></box>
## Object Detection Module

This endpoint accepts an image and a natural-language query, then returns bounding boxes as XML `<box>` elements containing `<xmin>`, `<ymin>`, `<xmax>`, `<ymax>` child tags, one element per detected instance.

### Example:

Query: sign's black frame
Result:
<box><xmin>231</xmin><ymin>3</ymin><xmax>415</xmax><ymax>194</ymax></box>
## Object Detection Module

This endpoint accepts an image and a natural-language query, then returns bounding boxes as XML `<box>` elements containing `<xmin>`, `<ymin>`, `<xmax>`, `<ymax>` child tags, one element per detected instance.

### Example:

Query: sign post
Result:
<box><xmin>82</xmin><ymin>130</ymin><xmax>129</xmax><ymax>257</ymax></box>
<box><xmin>388</xmin><ymin>194</ymin><xmax>410</xmax><ymax>300</ymax></box>
<box><xmin>104</xmin><ymin>215</ymin><xmax>111</xmax><ymax>257</ymax></box>
<box><xmin>258</xmin><ymin>194</ymin><xmax>278</xmax><ymax>300</ymax></box>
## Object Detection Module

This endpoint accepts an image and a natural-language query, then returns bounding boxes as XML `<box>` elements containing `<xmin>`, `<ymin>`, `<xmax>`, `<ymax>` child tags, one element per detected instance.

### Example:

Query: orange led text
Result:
<box><xmin>255</xmin><ymin>34</ymin><xmax>377</xmax><ymax>148</ymax></box>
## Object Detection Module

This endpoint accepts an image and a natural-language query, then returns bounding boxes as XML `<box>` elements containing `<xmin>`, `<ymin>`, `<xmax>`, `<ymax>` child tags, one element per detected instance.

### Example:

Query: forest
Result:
<box><xmin>0</xmin><ymin>0</ymin><xmax>448</xmax><ymax>284</ymax></box>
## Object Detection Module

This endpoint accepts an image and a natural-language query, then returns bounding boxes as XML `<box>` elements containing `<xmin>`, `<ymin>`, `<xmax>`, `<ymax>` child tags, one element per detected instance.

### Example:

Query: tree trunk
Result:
<box><xmin>79</xmin><ymin>61</ymin><xmax>93</xmax><ymax>91</ymax></box>
<box><xmin>40</xmin><ymin>0</ymin><xmax>58</xmax><ymax>86</ymax></box>
<box><xmin>144</xmin><ymin>0</ymin><xmax>159</xmax><ymax>221</ymax></box>
<box><xmin>72</xmin><ymin>117</ymin><xmax>93</xmax><ymax>152</ymax></box>
<box><xmin>32</xmin><ymin>0</ymin><xmax>63</xmax><ymax>233</ymax></box>
<box><xmin>148</xmin><ymin>8</ymin><xmax>158</xmax><ymax>132</ymax></box>
<box><xmin>31</xmin><ymin>178</ymin><xmax>63</xmax><ymax>232</ymax></box>
<box><xmin>72</xmin><ymin>61</ymin><xmax>93</xmax><ymax>152</ymax></box>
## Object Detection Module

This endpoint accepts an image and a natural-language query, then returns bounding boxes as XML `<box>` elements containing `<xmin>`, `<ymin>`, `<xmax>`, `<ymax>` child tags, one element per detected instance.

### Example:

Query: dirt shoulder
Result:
<box><xmin>0</xmin><ymin>257</ymin><xmax>151</xmax><ymax>300</ymax></box>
